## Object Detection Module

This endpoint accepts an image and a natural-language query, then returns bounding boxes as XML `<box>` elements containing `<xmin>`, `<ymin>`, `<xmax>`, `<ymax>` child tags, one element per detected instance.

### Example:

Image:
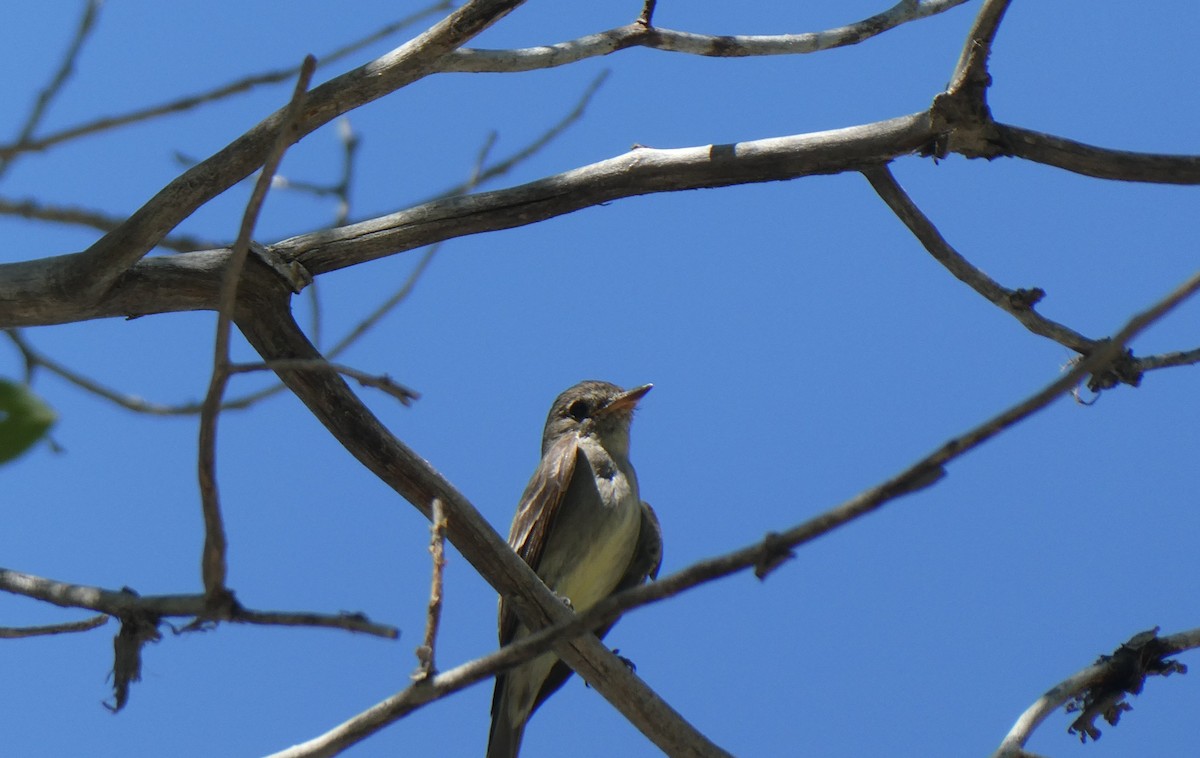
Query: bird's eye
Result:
<box><xmin>567</xmin><ymin>399</ymin><xmax>589</xmax><ymax>421</ymax></box>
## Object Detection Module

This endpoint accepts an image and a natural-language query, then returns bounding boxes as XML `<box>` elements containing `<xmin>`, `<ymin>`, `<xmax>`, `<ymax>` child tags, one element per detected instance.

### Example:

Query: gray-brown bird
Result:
<box><xmin>487</xmin><ymin>380</ymin><xmax>663</xmax><ymax>758</ymax></box>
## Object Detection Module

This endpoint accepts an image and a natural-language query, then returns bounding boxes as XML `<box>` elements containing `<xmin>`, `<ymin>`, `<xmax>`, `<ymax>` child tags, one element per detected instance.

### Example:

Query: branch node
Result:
<box><xmin>926</xmin><ymin>89</ymin><xmax>1004</xmax><ymax>161</ymax></box>
<box><xmin>1065</xmin><ymin>626</ymin><xmax>1187</xmax><ymax>742</ymax></box>
<box><xmin>754</xmin><ymin>532</ymin><xmax>795</xmax><ymax>580</ymax></box>
<box><xmin>1008</xmin><ymin>287</ymin><xmax>1045</xmax><ymax>311</ymax></box>
<box><xmin>250</xmin><ymin>242</ymin><xmax>314</xmax><ymax>294</ymax></box>
<box><xmin>1084</xmin><ymin>345</ymin><xmax>1143</xmax><ymax>393</ymax></box>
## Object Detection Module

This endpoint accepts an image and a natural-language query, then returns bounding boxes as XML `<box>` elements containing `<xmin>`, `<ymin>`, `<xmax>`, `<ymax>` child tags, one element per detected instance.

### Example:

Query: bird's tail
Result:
<box><xmin>487</xmin><ymin>676</ymin><xmax>525</xmax><ymax>758</ymax></box>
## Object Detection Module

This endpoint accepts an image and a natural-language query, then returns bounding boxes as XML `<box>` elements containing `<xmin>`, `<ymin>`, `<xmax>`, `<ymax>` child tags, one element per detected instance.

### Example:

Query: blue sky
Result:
<box><xmin>3</xmin><ymin>2</ymin><xmax>1199</xmax><ymax>757</ymax></box>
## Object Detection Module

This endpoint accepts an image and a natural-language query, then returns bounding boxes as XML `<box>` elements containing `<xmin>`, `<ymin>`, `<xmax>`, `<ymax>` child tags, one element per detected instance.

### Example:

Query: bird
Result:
<box><xmin>487</xmin><ymin>380</ymin><xmax>663</xmax><ymax>758</ymax></box>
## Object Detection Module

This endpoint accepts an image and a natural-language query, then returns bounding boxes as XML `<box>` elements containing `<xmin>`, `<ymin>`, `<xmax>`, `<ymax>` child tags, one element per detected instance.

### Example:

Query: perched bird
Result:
<box><xmin>487</xmin><ymin>380</ymin><xmax>663</xmax><ymax>758</ymax></box>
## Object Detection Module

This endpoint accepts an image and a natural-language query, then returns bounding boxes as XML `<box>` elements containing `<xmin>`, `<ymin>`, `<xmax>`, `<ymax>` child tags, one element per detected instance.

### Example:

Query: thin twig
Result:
<box><xmin>415</xmin><ymin>70</ymin><xmax>605</xmax><ymax>203</ymax></box>
<box><xmin>637</xmin><ymin>0</ymin><xmax>658</xmax><ymax>27</ymax></box>
<box><xmin>0</xmin><ymin>196</ymin><xmax>220</xmax><ymax>251</ymax></box>
<box><xmin>325</xmin><ymin>246</ymin><xmax>440</xmax><ymax>359</ymax></box>
<box><xmin>70</xmin><ymin>0</ymin><xmax>528</xmax><ymax>303</ymax></box>
<box><xmin>0</xmin><ymin>2</ymin><xmax>452</xmax><ymax>160</ymax></box>
<box><xmin>0</xmin><ymin>568</ymin><xmax>397</xmax><ymax>639</ymax></box>
<box><xmin>947</xmin><ymin>0</ymin><xmax>1014</xmax><ymax>95</ymax></box>
<box><xmin>197</xmin><ymin>56</ymin><xmax>317</xmax><ymax>606</ymax></box>
<box><xmin>0</xmin><ymin>0</ymin><xmax>102</xmax><ymax>178</ymax></box>
<box><xmin>230</xmin><ymin>359</ymin><xmax>419</xmax><ymax>406</ymax></box>
<box><xmin>862</xmin><ymin>164</ymin><xmax>1098</xmax><ymax>355</ymax></box>
<box><xmin>5</xmin><ymin>328</ymin><xmax>216</xmax><ymax>415</ymax></box>
<box><xmin>413</xmin><ymin>498</ymin><xmax>448</xmax><ymax>681</ymax></box>
<box><xmin>444</xmin><ymin>0</ymin><xmax>973</xmax><ymax>70</ymax></box>
<box><xmin>0</xmin><ymin>613</ymin><xmax>109</xmax><ymax>638</ymax></box>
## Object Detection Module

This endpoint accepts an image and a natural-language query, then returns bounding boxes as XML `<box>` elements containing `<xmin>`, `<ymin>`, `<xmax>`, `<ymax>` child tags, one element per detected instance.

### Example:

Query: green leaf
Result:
<box><xmin>0</xmin><ymin>379</ymin><xmax>57</xmax><ymax>464</ymax></box>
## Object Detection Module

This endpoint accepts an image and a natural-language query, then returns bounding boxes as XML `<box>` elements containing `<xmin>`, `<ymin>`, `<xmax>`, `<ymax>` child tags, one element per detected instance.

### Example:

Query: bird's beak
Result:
<box><xmin>600</xmin><ymin>383</ymin><xmax>653</xmax><ymax>415</ymax></box>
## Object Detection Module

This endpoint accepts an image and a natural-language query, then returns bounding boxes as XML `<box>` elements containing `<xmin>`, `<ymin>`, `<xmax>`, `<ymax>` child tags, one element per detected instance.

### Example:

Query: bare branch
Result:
<box><xmin>947</xmin><ymin>0</ymin><xmax>1013</xmax><ymax>95</ymax></box>
<box><xmin>0</xmin><ymin>614</ymin><xmax>108</xmax><ymax>639</ymax></box>
<box><xmin>0</xmin><ymin>0</ymin><xmax>102</xmax><ymax>178</ymax></box>
<box><xmin>68</xmin><ymin>0</ymin><xmax>526</xmax><ymax>302</ymax></box>
<box><xmin>413</xmin><ymin>498</ymin><xmax>448</xmax><ymax>681</ymax></box>
<box><xmin>275</xmin><ymin>112</ymin><xmax>936</xmax><ymax>276</ymax></box>
<box><xmin>444</xmin><ymin>1</ymin><xmax>973</xmax><ymax>71</ymax></box>
<box><xmin>230</xmin><ymin>358</ymin><xmax>418</xmax><ymax>406</ymax></box>
<box><xmin>0</xmin><ymin>2</ymin><xmax>453</xmax><ymax>160</ymax></box>
<box><xmin>197</xmin><ymin>57</ymin><xmax>317</xmax><ymax>604</ymax></box>
<box><xmin>637</xmin><ymin>0</ymin><xmax>658</xmax><ymax>28</ymax></box>
<box><xmin>997</xmin><ymin>123</ymin><xmax>1200</xmax><ymax>184</ymax></box>
<box><xmin>1137</xmin><ymin>346</ymin><xmax>1200</xmax><ymax>373</ymax></box>
<box><xmin>0</xmin><ymin>196</ymin><xmax>220</xmax><ymax>252</ymax></box>
<box><xmin>416</xmin><ymin>70</ymin><xmax>605</xmax><ymax>203</ymax></box>
<box><xmin>2</xmin><ymin>114</ymin><xmax>935</xmax><ymax>327</ymax></box>
<box><xmin>0</xmin><ymin>567</ymin><xmax>397</xmax><ymax>639</ymax></box>
<box><xmin>862</xmin><ymin>164</ymin><xmax>1098</xmax><ymax>355</ymax></box>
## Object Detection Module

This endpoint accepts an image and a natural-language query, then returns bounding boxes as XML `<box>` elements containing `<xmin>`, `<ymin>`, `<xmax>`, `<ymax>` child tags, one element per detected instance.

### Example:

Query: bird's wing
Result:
<box><xmin>527</xmin><ymin>500</ymin><xmax>664</xmax><ymax>719</ymax></box>
<box><xmin>498</xmin><ymin>433</ymin><xmax>581</xmax><ymax>646</ymax></box>
<box><xmin>617</xmin><ymin>501</ymin><xmax>664</xmax><ymax>590</ymax></box>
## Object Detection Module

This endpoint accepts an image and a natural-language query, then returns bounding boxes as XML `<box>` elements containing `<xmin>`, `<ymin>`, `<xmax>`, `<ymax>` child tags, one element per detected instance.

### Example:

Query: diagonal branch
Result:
<box><xmin>0</xmin><ymin>0</ymin><xmax>102</xmax><ymax>179</ymax></box>
<box><xmin>862</xmin><ymin>163</ymin><xmax>1098</xmax><ymax>355</ymax></box>
<box><xmin>0</xmin><ymin>2</ymin><xmax>452</xmax><ymax>161</ymax></box>
<box><xmin>947</xmin><ymin>0</ymin><xmax>1013</xmax><ymax>95</ymax></box>
<box><xmin>68</xmin><ymin>0</ymin><xmax>527</xmax><ymax>302</ymax></box>
<box><xmin>234</xmin><ymin>296</ymin><xmax>729</xmax><ymax>757</ymax></box>
<box><xmin>0</xmin><ymin>195</ymin><xmax>220</xmax><ymax>251</ymax></box>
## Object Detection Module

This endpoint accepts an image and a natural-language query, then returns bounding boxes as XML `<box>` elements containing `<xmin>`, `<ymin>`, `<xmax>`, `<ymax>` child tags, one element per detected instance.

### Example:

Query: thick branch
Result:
<box><xmin>0</xmin><ymin>112</ymin><xmax>935</xmax><ymax>327</ymax></box>
<box><xmin>275</xmin><ymin>112</ymin><xmax>934</xmax><ymax>275</ymax></box>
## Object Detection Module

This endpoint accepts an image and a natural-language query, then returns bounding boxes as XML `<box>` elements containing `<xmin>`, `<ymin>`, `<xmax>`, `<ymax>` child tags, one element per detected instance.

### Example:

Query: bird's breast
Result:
<box><xmin>536</xmin><ymin>438</ymin><xmax>641</xmax><ymax>613</ymax></box>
